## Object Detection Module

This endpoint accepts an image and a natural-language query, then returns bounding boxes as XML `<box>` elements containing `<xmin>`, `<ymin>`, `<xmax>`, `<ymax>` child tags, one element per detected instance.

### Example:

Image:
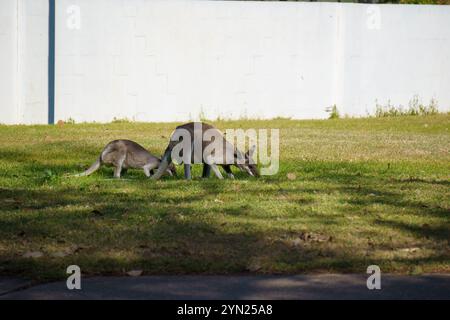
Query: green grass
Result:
<box><xmin>0</xmin><ymin>115</ymin><xmax>449</xmax><ymax>281</ymax></box>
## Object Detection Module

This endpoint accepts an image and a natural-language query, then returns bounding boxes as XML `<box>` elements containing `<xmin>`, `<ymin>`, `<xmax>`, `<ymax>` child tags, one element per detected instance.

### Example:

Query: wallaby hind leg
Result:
<box><xmin>184</xmin><ymin>164</ymin><xmax>192</xmax><ymax>180</ymax></box>
<box><xmin>210</xmin><ymin>164</ymin><xmax>224</xmax><ymax>180</ymax></box>
<box><xmin>202</xmin><ymin>164</ymin><xmax>211</xmax><ymax>178</ymax></box>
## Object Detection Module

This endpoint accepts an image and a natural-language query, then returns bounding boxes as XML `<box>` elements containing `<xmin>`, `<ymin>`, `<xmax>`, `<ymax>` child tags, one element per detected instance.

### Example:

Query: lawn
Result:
<box><xmin>0</xmin><ymin>115</ymin><xmax>449</xmax><ymax>281</ymax></box>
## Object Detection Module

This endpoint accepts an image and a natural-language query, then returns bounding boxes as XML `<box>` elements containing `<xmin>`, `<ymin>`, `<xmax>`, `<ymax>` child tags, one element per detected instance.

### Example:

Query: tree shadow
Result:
<box><xmin>374</xmin><ymin>219</ymin><xmax>449</xmax><ymax>243</ymax></box>
<box><xmin>1</xmin><ymin>158</ymin><xmax>449</xmax><ymax>281</ymax></box>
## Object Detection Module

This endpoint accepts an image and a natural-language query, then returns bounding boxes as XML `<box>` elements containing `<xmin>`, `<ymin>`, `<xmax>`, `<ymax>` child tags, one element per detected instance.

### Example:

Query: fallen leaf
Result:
<box><xmin>299</xmin><ymin>232</ymin><xmax>330</xmax><ymax>242</ymax></box>
<box><xmin>214</xmin><ymin>199</ymin><xmax>224</xmax><ymax>203</ymax></box>
<box><xmin>247</xmin><ymin>262</ymin><xmax>262</xmax><ymax>272</ymax></box>
<box><xmin>399</xmin><ymin>247</ymin><xmax>420</xmax><ymax>253</ymax></box>
<box><xmin>411</xmin><ymin>266</ymin><xmax>423</xmax><ymax>275</ymax></box>
<box><xmin>23</xmin><ymin>251</ymin><xmax>44</xmax><ymax>258</ymax></box>
<box><xmin>286</xmin><ymin>172</ymin><xmax>296</xmax><ymax>180</ymax></box>
<box><xmin>290</xmin><ymin>238</ymin><xmax>303</xmax><ymax>247</ymax></box>
<box><xmin>127</xmin><ymin>270</ymin><xmax>143</xmax><ymax>277</ymax></box>
<box><xmin>68</xmin><ymin>245</ymin><xmax>82</xmax><ymax>254</ymax></box>
<box><xmin>51</xmin><ymin>251</ymin><xmax>68</xmax><ymax>258</ymax></box>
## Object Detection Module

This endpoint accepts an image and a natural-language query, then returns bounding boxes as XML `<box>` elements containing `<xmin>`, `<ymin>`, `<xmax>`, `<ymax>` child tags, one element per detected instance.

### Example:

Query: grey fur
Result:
<box><xmin>74</xmin><ymin>139</ymin><xmax>176</xmax><ymax>179</ymax></box>
<box><xmin>152</xmin><ymin>122</ymin><xmax>259</xmax><ymax>180</ymax></box>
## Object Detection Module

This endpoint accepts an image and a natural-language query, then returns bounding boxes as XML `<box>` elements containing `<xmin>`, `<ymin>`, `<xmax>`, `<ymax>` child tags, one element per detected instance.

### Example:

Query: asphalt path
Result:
<box><xmin>1</xmin><ymin>274</ymin><xmax>449</xmax><ymax>300</ymax></box>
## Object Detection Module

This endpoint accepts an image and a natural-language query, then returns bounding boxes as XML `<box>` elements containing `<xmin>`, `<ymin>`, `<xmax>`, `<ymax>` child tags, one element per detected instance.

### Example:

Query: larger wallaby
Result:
<box><xmin>74</xmin><ymin>139</ymin><xmax>176</xmax><ymax>178</ymax></box>
<box><xmin>151</xmin><ymin>122</ymin><xmax>259</xmax><ymax>180</ymax></box>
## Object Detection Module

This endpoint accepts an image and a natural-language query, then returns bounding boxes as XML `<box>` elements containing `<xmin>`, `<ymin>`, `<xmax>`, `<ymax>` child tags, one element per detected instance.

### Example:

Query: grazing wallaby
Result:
<box><xmin>74</xmin><ymin>139</ymin><xmax>176</xmax><ymax>179</ymax></box>
<box><xmin>151</xmin><ymin>122</ymin><xmax>259</xmax><ymax>180</ymax></box>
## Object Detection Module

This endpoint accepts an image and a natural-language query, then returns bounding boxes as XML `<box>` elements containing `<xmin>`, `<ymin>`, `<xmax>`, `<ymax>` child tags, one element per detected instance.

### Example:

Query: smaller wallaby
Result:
<box><xmin>73</xmin><ymin>139</ymin><xmax>176</xmax><ymax>179</ymax></box>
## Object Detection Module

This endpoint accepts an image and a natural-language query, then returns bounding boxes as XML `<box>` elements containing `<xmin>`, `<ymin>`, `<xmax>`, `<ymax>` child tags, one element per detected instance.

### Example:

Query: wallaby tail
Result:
<box><xmin>151</xmin><ymin>148</ymin><xmax>172</xmax><ymax>180</ymax></box>
<box><xmin>72</xmin><ymin>157</ymin><xmax>101</xmax><ymax>177</ymax></box>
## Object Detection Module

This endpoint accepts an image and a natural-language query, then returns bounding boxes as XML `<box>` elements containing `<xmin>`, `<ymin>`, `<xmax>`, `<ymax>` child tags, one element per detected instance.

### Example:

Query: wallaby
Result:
<box><xmin>74</xmin><ymin>139</ymin><xmax>176</xmax><ymax>179</ymax></box>
<box><xmin>151</xmin><ymin>122</ymin><xmax>259</xmax><ymax>180</ymax></box>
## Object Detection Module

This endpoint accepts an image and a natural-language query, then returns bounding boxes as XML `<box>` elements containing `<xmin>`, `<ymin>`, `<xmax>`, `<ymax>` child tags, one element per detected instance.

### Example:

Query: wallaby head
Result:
<box><xmin>234</xmin><ymin>145</ymin><xmax>259</xmax><ymax>177</ymax></box>
<box><xmin>166</xmin><ymin>161</ymin><xmax>177</xmax><ymax>176</ymax></box>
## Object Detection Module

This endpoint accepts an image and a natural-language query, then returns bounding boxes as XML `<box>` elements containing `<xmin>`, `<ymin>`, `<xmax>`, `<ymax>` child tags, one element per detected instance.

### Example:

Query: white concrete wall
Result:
<box><xmin>19</xmin><ymin>0</ymin><xmax>49</xmax><ymax>124</ymax></box>
<box><xmin>0</xmin><ymin>0</ymin><xmax>19</xmax><ymax>124</ymax></box>
<box><xmin>0</xmin><ymin>0</ymin><xmax>48</xmax><ymax>125</ymax></box>
<box><xmin>55</xmin><ymin>0</ymin><xmax>339</xmax><ymax>122</ymax></box>
<box><xmin>1</xmin><ymin>0</ymin><xmax>450</xmax><ymax>124</ymax></box>
<box><xmin>338</xmin><ymin>4</ymin><xmax>450</xmax><ymax>116</ymax></box>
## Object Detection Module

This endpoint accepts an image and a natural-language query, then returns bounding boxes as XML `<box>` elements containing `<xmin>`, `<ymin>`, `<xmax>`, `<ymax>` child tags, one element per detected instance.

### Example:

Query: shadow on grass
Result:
<box><xmin>0</xmin><ymin>159</ymin><xmax>449</xmax><ymax>280</ymax></box>
<box><xmin>0</xmin><ymin>183</ymin><xmax>449</xmax><ymax>281</ymax></box>
<box><xmin>374</xmin><ymin>219</ymin><xmax>450</xmax><ymax>242</ymax></box>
